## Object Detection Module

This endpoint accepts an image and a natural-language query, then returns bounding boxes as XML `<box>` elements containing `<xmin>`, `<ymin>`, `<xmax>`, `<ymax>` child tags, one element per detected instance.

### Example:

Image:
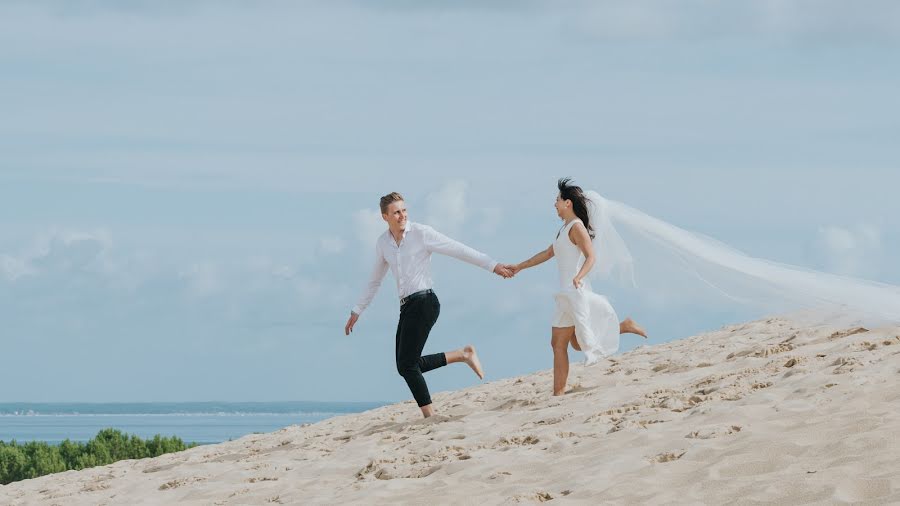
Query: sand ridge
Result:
<box><xmin>2</xmin><ymin>318</ymin><xmax>899</xmax><ymax>504</ymax></box>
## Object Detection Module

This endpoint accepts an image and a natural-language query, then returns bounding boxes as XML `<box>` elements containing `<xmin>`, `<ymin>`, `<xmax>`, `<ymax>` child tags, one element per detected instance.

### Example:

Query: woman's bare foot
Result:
<box><xmin>620</xmin><ymin>318</ymin><xmax>648</xmax><ymax>339</ymax></box>
<box><xmin>463</xmin><ymin>345</ymin><xmax>484</xmax><ymax>380</ymax></box>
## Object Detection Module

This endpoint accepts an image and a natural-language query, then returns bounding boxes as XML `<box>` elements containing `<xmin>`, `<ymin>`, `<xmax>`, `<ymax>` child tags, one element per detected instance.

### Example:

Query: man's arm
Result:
<box><xmin>345</xmin><ymin>243</ymin><xmax>389</xmax><ymax>335</ymax></box>
<box><xmin>422</xmin><ymin>225</ymin><xmax>511</xmax><ymax>277</ymax></box>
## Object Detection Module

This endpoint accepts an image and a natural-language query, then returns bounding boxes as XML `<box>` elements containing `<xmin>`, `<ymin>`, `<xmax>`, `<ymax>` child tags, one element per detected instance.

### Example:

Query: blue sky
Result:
<box><xmin>1</xmin><ymin>1</ymin><xmax>899</xmax><ymax>403</ymax></box>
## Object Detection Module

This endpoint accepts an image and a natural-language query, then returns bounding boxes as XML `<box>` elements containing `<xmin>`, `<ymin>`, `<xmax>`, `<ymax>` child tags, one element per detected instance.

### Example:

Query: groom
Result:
<box><xmin>345</xmin><ymin>191</ymin><xmax>515</xmax><ymax>418</ymax></box>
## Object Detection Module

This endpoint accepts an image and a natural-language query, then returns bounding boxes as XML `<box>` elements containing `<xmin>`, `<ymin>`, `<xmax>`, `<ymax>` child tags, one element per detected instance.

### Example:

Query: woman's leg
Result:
<box><xmin>551</xmin><ymin>326</ymin><xmax>576</xmax><ymax>396</ymax></box>
<box><xmin>619</xmin><ymin>317</ymin><xmax>648</xmax><ymax>338</ymax></box>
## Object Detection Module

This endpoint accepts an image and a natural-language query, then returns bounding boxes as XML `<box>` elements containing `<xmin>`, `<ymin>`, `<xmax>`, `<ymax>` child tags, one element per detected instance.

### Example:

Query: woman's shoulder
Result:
<box><xmin>567</xmin><ymin>218</ymin><xmax>585</xmax><ymax>231</ymax></box>
<box><xmin>566</xmin><ymin>219</ymin><xmax>589</xmax><ymax>242</ymax></box>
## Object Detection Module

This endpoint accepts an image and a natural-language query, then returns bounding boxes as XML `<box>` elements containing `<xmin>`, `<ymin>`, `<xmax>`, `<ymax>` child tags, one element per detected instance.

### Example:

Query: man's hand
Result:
<box><xmin>344</xmin><ymin>312</ymin><xmax>360</xmax><ymax>335</ymax></box>
<box><xmin>493</xmin><ymin>264</ymin><xmax>515</xmax><ymax>279</ymax></box>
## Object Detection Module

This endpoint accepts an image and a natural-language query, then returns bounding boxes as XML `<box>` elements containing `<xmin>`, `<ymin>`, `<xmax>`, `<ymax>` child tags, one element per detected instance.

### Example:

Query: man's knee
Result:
<box><xmin>397</xmin><ymin>362</ymin><xmax>420</xmax><ymax>377</ymax></box>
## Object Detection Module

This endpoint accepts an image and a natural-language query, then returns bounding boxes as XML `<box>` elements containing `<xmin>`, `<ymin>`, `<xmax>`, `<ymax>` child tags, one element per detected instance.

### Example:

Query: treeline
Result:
<box><xmin>0</xmin><ymin>428</ymin><xmax>196</xmax><ymax>485</ymax></box>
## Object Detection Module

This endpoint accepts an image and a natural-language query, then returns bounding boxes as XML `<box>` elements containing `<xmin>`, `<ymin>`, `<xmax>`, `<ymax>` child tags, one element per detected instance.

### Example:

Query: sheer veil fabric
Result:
<box><xmin>584</xmin><ymin>191</ymin><xmax>900</xmax><ymax>328</ymax></box>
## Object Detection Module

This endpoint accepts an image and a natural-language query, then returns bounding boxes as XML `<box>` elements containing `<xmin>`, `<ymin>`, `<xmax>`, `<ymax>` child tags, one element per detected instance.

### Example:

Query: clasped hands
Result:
<box><xmin>492</xmin><ymin>263</ymin><xmax>521</xmax><ymax>279</ymax></box>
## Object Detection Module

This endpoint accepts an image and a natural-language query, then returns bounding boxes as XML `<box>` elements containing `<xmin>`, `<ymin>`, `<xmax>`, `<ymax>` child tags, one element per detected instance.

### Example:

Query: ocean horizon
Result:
<box><xmin>0</xmin><ymin>402</ymin><xmax>386</xmax><ymax>445</ymax></box>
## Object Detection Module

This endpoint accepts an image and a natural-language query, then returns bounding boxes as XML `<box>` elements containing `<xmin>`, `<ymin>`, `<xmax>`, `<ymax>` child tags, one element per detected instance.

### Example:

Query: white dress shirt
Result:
<box><xmin>351</xmin><ymin>222</ymin><xmax>498</xmax><ymax>315</ymax></box>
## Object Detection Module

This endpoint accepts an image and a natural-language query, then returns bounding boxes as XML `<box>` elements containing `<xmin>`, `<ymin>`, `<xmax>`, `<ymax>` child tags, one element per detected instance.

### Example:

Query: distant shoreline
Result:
<box><xmin>0</xmin><ymin>401</ymin><xmax>386</xmax><ymax>416</ymax></box>
<box><xmin>0</xmin><ymin>402</ymin><xmax>387</xmax><ymax>446</ymax></box>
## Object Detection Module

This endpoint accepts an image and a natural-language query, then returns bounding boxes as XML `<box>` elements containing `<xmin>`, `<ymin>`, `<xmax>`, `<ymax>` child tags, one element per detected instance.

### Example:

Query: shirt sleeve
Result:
<box><xmin>351</xmin><ymin>241</ymin><xmax>389</xmax><ymax>315</ymax></box>
<box><xmin>422</xmin><ymin>225</ymin><xmax>498</xmax><ymax>273</ymax></box>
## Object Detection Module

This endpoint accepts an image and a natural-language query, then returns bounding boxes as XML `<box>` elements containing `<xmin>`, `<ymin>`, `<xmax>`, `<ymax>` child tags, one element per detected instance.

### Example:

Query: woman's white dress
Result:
<box><xmin>552</xmin><ymin>218</ymin><xmax>620</xmax><ymax>365</ymax></box>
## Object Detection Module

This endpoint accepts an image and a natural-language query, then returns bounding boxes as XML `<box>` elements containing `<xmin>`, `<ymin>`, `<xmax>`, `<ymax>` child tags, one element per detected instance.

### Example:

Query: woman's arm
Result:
<box><xmin>571</xmin><ymin>222</ymin><xmax>595</xmax><ymax>288</ymax></box>
<box><xmin>512</xmin><ymin>245</ymin><xmax>554</xmax><ymax>274</ymax></box>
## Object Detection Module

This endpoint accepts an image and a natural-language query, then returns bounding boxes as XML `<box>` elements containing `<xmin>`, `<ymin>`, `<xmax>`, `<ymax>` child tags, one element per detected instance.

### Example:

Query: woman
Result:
<box><xmin>511</xmin><ymin>178</ymin><xmax>646</xmax><ymax>396</ymax></box>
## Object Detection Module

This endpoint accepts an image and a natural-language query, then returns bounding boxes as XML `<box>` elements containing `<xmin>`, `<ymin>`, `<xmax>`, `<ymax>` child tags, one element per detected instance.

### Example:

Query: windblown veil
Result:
<box><xmin>584</xmin><ymin>191</ymin><xmax>900</xmax><ymax>327</ymax></box>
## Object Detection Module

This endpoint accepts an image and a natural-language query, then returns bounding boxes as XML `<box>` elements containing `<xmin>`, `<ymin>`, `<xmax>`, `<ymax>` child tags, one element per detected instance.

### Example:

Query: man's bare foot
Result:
<box><xmin>620</xmin><ymin>318</ymin><xmax>648</xmax><ymax>339</ymax></box>
<box><xmin>463</xmin><ymin>345</ymin><xmax>484</xmax><ymax>380</ymax></box>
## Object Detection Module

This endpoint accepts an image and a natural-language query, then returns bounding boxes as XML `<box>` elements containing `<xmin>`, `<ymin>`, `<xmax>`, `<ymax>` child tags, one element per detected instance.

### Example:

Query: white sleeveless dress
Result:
<box><xmin>552</xmin><ymin>219</ymin><xmax>621</xmax><ymax>365</ymax></box>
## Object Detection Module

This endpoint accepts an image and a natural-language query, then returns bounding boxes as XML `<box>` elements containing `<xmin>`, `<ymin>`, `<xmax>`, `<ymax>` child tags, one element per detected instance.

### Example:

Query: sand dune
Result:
<box><xmin>3</xmin><ymin>318</ymin><xmax>899</xmax><ymax>505</ymax></box>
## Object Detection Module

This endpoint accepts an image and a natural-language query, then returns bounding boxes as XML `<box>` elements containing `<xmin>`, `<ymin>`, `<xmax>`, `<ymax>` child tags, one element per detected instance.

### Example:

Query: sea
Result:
<box><xmin>0</xmin><ymin>402</ymin><xmax>385</xmax><ymax>445</ymax></box>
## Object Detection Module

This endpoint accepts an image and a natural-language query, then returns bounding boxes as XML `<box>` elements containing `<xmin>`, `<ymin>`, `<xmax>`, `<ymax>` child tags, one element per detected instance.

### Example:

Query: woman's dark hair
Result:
<box><xmin>558</xmin><ymin>178</ymin><xmax>595</xmax><ymax>239</ymax></box>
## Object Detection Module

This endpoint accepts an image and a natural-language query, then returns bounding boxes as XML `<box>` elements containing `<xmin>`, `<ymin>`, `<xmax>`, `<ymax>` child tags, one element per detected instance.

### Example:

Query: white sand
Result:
<box><xmin>3</xmin><ymin>318</ymin><xmax>899</xmax><ymax>505</ymax></box>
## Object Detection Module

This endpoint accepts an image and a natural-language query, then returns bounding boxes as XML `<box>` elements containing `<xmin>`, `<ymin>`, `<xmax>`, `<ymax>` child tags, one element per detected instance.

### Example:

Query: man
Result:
<box><xmin>345</xmin><ymin>191</ymin><xmax>514</xmax><ymax>418</ymax></box>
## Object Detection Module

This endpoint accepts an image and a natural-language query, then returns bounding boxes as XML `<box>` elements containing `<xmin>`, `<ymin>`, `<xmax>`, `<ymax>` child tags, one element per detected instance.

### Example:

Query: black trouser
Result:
<box><xmin>395</xmin><ymin>291</ymin><xmax>447</xmax><ymax>407</ymax></box>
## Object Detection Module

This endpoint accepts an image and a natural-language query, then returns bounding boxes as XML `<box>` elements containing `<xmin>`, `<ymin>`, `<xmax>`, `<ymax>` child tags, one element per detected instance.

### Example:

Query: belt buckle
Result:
<box><xmin>401</xmin><ymin>289</ymin><xmax>428</xmax><ymax>307</ymax></box>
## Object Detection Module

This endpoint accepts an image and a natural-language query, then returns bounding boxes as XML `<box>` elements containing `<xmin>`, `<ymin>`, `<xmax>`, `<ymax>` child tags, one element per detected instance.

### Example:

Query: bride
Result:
<box><xmin>508</xmin><ymin>177</ymin><xmax>900</xmax><ymax>398</ymax></box>
<box><xmin>510</xmin><ymin>178</ymin><xmax>646</xmax><ymax>396</ymax></box>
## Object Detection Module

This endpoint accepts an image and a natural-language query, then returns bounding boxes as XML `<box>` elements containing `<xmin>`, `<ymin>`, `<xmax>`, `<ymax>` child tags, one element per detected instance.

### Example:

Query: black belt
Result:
<box><xmin>400</xmin><ymin>289</ymin><xmax>434</xmax><ymax>307</ymax></box>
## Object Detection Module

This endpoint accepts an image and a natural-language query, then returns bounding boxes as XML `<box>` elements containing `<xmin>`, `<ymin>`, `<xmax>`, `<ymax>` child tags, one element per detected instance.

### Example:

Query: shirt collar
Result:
<box><xmin>385</xmin><ymin>221</ymin><xmax>411</xmax><ymax>246</ymax></box>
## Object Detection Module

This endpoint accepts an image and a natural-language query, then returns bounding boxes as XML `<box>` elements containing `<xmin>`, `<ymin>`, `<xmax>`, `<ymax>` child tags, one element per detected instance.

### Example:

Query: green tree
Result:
<box><xmin>0</xmin><ymin>443</ymin><xmax>28</xmax><ymax>485</ymax></box>
<box><xmin>0</xmin><ymin>429</ymin><xmax>196</xmax><ymax>484</ymax></box>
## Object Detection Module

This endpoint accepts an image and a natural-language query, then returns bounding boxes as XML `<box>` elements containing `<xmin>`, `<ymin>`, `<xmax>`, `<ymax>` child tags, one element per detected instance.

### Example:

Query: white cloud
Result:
<box><xmin>479</xmin><ymin>206</ymin><xmax>504</xmax><ymax>237</ymax></box>
<box><xmin>425</xmin><ymin>180</ymin><xmax>469</xmax><ymax>237</ymax></box>
<box><xmin>354</xmin><ymin>208</ymin><xmax>385</xmax><ymax>258</ymax></box>
<box><xmin>178</xmin><ymin>262</ymin><xmax>222</xmax><ymax>298</ymax></box>
<box><xmin>0</xmin><ymin>254</ymin><xmax>34</xmax><ymax>280</ymax></box>
<box><xmin>318</xmin><ymin>236</ymin><xmax>346</xmax><ymax>256</ymax></box>
<box><xmin>816</xmin><ymin>224</ymin><xmax>883</xmax><ymax>277</ymax></box>
<box><xmin>0</xmin><ymin>229</ymin><xmax>114</xmax><ymax>281</ymax></box>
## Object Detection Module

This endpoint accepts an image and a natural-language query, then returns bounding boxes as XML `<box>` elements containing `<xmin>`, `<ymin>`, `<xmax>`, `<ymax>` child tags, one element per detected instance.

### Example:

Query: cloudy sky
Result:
<box><xmin>2</xmin><ymin>1</ymin><xmax>898</xmax><ymax>403</ymax></box>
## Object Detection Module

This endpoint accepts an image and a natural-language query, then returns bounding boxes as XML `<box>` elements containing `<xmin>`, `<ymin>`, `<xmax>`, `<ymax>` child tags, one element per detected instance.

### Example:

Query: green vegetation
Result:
<box><xmin>0</xmin><ymin>429</ymin><xmax>196</xmax><ymax>485</ymax></box>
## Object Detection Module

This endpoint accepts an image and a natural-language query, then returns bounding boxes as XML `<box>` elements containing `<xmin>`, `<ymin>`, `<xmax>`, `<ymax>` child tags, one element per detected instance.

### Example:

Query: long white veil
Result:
<box><xmin>584</xmin><ymin>191</ymin><xmax>900</xmax><ymax>327</ymax></box>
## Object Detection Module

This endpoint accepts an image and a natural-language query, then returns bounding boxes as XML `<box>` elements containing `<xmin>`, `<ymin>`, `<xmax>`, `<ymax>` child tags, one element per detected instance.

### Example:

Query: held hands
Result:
<box><xmin>344</xmin><ymin>312</ymin><xmax>359</xmax><ymax>335</ymax></box>
<box><xmin>493</xmin><ymin>264</ymin><xmax>516</xmax><ymax>279</ymax></box>
<box><xmin>493</xmin><ymin>263</ymin><xmax>522</xmax><ymax>279</ymax></box>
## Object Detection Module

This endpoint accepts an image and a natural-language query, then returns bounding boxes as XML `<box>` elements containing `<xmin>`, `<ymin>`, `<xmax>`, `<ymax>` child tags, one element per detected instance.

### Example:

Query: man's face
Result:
<box><xmin>383</xmin><ymin>200</ymin><xmax>408</xmax><ymax>229</ymax></box>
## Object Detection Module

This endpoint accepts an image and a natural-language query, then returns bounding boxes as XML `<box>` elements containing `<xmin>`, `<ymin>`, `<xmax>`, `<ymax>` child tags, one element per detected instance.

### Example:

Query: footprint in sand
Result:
<box><xmin>685</xmin><ymin>425</ymin><xmax>742</xmax><ymax>439</ymax></box>
<box><xmin>831</xmin><ymin>356</ymin><xmax>862</xmax><ymax>374</ymax></box>
<box><xmin>854</xmin><ymin>341</ymin><xmax>879</xmax><ymax>352</ymax></box>
<box><xmin>828</xmin><ymin>327</ymin><xmax>869</xmax><ymax>340</ymax></box>
<box><xmin>490</xmin><ymin>399</ymin><xmax>536</xmax><ymax>411</ymax></box>
<box><xmin>726</xmin><ymin>348</ymin><xmax>757</xmax><ymax>360</ymax></box>
<box><xmin>753</xmin><ymin>343</ymin><xmax>794</xmax><ymax>358</ymax></box>
<box><xmin>358</xmin><ymin>458</ymin><xmax>442</xmax><ymax>481</ymax></box>
<box><xmin>143</xmin><ymin>462</ymin><xmax>182</xmax><ymax>473</ymax></box>
<box><xmin>246</xmin><ymin>474</ymin><xmax>279</xmax><ymax>482</ymax></box>
<box><xmin>159</xmin><ymin>477</ymin><xmax>207</xmax><ymax>491</ymax></box>
<box><xmin>565</xmin><ymin>384</ymin><xmax>598</xmax><ymax>394</ymax></box>
<box><xmin>651</xmin><ymin>362</ymin><xmax>692</xmax><ymax>374</ymax></box>
<box><xmin>493</xmin><ymin>435</ymin><xmax>540</xmax><ymax>449</ymax></box>
<box><xmin>356</xmin><ymin>459</ymin><xmax>396</xmax><ymax>481</ymax></box>
<box><xmin>510</xmin><ymin>491</ymin><xmax>554</xmax><ymax>503</ymax></box>
<box><xmin>651</xmin><ymin>450</ymin><xmax>686</xmax><ymax>463</ymax></box>
<box><xmin>81</xmin><ymin>482</ymin><xmax>110</xmax><ymax>493</ymax></box>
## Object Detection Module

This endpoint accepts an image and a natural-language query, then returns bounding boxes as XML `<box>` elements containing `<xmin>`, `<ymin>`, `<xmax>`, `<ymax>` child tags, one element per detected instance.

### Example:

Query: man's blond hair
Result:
<box><xmin>380</xmin><ymin>192</ymin><xmax>404</xmax><ymax>214</ymax></box>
